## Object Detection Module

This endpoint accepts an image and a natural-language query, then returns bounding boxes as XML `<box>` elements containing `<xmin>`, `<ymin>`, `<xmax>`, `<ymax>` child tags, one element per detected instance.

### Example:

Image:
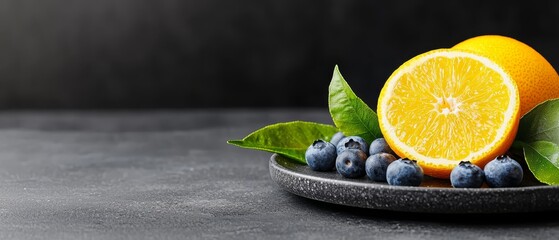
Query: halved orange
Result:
<box><xmin>377</xmin><ymin>49</ymin><xmax>521</xmax><ymax>179</ymax></box>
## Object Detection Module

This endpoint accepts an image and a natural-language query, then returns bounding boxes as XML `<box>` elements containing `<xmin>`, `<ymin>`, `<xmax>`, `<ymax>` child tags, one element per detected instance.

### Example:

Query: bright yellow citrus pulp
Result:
<box><xmin>377</xmin><ymin>49</ymin><xmax>520</xmax><ymax>179</ymax></box>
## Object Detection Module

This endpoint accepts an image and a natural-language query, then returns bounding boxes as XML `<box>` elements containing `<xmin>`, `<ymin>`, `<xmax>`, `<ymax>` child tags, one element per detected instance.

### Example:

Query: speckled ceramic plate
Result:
<box><xmin>269</xmin><ymin>153</ymin><xmax>559</xmax><ymax>214</ymax></box>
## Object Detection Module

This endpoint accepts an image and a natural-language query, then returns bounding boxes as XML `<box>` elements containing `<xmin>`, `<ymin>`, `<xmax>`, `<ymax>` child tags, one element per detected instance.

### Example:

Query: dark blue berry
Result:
<box><xmin>335</xmin><ymin>149</ymin><xmax>368</xmax><ymax>178</ymax></box>
<box><xmin>386</xmin><ymin>158</ymin><xmax>423</xmax><ymax>186</ymax></box>
<box><xmin>369</xmin><ymin>138</ymin><xmax>395</xmax><ymax>156</ymax></box>
<box><xmin>305</xmin><ymin>140</ymin><xmax>337</xmax><ymax>171</ymax></box>
<box><xmin>365</xmin><ymin>152</ymin><xmax>397</xmax><ymax>182</ymax></box>
<box><xmin>450</xmin><ymin>161</ymin><xmax>485</xmax><ymax>188</ymax></box>
<box><xmin>484</xmin><ymin>155</ymin><xmax>523</xmax><ymax>188</ymax></box>
<box><xmin>336</xmin><ymin>136</ymin><xmax>368</xmax><ymax>155</ymax></box>
<box><xmin>330</xmin><ymin>131</ymin><xmax>346</xmax><ymax>146</ymax></box>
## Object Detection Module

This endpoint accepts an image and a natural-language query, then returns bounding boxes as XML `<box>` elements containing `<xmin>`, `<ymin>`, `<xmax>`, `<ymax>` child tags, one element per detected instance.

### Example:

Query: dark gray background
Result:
<box><xmin>0</xmin><ymin>0</ymin><xmax>558</xmax><ymax>109</ymax></box>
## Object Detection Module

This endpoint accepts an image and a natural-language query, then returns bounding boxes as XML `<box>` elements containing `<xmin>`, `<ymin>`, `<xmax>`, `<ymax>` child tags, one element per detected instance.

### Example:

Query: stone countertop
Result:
<box><xmin>0</xmin><ymin>109</ymin><xmax>555</xmax><ymax>239</ymax></box>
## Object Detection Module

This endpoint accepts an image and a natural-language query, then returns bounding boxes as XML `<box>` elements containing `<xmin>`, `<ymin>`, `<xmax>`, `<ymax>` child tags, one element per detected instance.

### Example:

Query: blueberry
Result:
<box><xmin>336</xmin><ymin>136</ymin><xmax>368</xmax><ymax>155</ymax></box>
<box><xmin>365</xmin><ymin>152</ymin><xmax>397</xmax><ymax>182</ymax></box>
<box><xmin>386</xmin><ymin>158</ymin><xmax>423</xmax><ymax>186</ymax></box>
<box><xmin>305</xmin><ymin>140</ymin><xmax>337</xmax><ymax>171</ymax></box>
<box><xmin>369</xmin><ymin>137</ymin><xmax>395</xmax><ymax>156</ymax></box>
<box><xmin>330</xmin><ymin>131</ymin><xmax>346</xmax><ymax>146</ymax></box>
<box><xmin>450</xmin><ymin>161</ymin><xmax>485</xmax><ymax>188</ymax></box>
<box><xmin>335</xmin><ymin>149</ymin><xmax>368</xmax><ymax>178</ymax></box>
<box><xmin>484</xmin><ymin>155</ymin><xmax>523</xmax><ymax>188</ymax></box>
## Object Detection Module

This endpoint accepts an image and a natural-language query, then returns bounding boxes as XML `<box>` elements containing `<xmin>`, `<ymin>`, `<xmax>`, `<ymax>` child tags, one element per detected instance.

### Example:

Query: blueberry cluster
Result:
<box><xmin>450</xmin><ymin>155</ymin><xmax>523</xmax><ymax>188</ymax></box>
<box><xmin>306</xmin><ymin>132</ymin><xmax>525</xmax><ymax>188</ymax></box>
<box><xmin>305</xmin><ymin>132</ymin><xmax>423</xmax><ymax>186</ymax></box>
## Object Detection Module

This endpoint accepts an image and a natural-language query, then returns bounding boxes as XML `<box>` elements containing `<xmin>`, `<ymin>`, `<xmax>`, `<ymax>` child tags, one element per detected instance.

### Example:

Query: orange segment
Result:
<box><xmin>377</xmin><ymin>49</ymin><xmax>520</xmax><ymax>179</ymax></box>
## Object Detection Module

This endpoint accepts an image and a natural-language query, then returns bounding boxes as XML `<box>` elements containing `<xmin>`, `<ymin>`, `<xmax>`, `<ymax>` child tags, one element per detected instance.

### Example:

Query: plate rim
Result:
<box><xmin>269</xmin><ymin>153</ymin><xmax>559</xmax><ymax>214</ymax></box>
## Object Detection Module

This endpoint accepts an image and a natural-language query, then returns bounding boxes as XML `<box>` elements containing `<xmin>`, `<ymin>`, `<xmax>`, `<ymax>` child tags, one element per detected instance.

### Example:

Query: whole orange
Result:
<box><xmin>452</xmin><ymin>35</ymin><xmax>559</xmax><ymax>116</ymax></box>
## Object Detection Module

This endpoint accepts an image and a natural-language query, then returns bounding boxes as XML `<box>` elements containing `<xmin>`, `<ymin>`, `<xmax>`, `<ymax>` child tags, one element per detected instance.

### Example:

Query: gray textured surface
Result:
<box><xmin>0</xmin><ymin>109</ymin><xmax>557</xmax><ymax>239</ymax></box>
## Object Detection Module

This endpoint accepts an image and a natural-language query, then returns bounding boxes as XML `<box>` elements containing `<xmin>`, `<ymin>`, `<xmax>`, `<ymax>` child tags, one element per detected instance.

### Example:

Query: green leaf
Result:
<box><xmin>522</xmin><ymin>141</ymin><xmax>559</xmax><ymax>185</ymax></box>
<box><xmin>328</xmin><ymin>65</ymin><xmax>382</xmax><ymax>143</ymax></box>
<box><xmin>516</xmin><ymin>98</ymin><xmax>559</xmax><ymax>143</ymax></box>
<box><xmin>227</xmin><ymin>121</ymin><xmax>338</xmax><ymax>164</ymax></box>
<box><xmin>515</xmin><ymin>98</ymin><xmax>559</xmax><ymax>185</ymax></box>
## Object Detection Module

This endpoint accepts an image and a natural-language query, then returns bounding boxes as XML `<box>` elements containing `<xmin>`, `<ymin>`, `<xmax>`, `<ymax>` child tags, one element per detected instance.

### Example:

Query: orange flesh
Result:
<box><xmin>378</xmin><ymin>50</ymin><xmax>520</xmax><ymax>179</ymax></box>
